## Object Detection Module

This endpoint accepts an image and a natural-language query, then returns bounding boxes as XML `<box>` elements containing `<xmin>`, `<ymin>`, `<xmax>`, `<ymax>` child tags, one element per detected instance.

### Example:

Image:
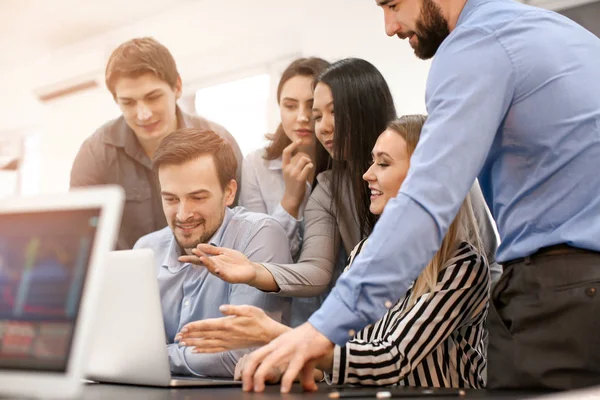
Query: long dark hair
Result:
<box><xmin>316</xmin><ymin>58</ymin><xmax>397</xmax><ymax>237</ymax></box>
<box><xmin>264</xmin><ymin>57</ymin><xmax>330</xmax><ymax>184</ymax></box>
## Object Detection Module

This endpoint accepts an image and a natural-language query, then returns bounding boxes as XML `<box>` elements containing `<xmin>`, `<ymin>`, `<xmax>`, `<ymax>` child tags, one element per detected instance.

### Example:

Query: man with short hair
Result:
<box><xmin>134</xmin><ymin>128</ymin><xmax>290</xmax><ymax>377</ymax></box>
<box><xmin>71</xmin><ymin>37</ymin><xmax>242</xmax><ymax>250</ymax></box>
<box><xmin>239</xmin><ymin>0</ymin><xmax>600</xmax><ymax>393</ymax></box>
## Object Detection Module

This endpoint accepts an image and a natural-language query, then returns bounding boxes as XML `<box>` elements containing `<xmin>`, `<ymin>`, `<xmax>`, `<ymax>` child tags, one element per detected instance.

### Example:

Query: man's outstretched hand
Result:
<box><xmin>240</xmin><ymin>322</ymin><xmax>334</xmax><ymax>393</ymax></box>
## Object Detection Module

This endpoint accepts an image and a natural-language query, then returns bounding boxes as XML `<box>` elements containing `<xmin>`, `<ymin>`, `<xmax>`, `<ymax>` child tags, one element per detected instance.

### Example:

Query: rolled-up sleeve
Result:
<box><xmin>309</xmin><ymin>27</ymin><xmax>515</xmax><ymax>345</ymax></box>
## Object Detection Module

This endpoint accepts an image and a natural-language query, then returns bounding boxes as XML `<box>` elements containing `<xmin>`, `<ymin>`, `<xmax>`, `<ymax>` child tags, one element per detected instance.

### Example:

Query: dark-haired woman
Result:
<box><xmin>180</xmin><ymin>58</ymin><xmax>499</xmax><ymax>328</ymax></box>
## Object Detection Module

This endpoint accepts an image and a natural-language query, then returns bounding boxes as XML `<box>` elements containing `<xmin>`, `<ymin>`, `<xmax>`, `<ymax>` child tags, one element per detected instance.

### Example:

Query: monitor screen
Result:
<box><xmin>0</xmin><ymin>208</ymin><xmax>100</xmax><ymax>373</ymax></box>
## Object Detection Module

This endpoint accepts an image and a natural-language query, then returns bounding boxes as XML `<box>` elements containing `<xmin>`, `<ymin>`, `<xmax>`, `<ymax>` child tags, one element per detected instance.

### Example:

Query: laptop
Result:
<box><xmin>0</xmin><ymin>186</ymin><xmax>124</xmax><ymax>399</ymax></box>
<box><xmin>87</xmin><ymin>249</ymin><xmax>242</xmax><ymax>387</ymax></box>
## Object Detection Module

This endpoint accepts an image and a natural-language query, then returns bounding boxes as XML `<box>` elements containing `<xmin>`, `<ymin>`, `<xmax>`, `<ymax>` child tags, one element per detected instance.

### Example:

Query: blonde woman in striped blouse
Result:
<box><xmin>316</xmin><ymin>115</ymin><xmax>490</xmax><ymax>387</ymax></box>
<box><xmin>178</xmin><ymin>115</ymin><xmax>490</xmax><ymax>388</ymax></box>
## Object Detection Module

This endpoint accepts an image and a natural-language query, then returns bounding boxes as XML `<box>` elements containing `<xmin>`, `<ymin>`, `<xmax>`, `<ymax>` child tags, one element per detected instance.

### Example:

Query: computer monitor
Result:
<box><xmin>0</xmin><ymin>186</ymin><xmax>123</xmax><ymax>399</ymax></box>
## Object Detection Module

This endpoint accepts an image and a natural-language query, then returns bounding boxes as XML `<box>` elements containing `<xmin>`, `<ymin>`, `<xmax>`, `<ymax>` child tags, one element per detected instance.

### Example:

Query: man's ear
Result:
<box><xmin>174</xmin><ymin>76</ymin><xmax>183</xmax><ymax>100</ymax></box>
<box><xmin>223</xmin><ymin>179</ymin><xmax>237</xmax><ymax>207</ymax></box>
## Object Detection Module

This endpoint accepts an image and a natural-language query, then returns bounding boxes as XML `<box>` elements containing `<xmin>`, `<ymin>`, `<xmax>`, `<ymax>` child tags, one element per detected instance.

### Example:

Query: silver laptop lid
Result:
<box><xmin>87</xmin><ymin>249</ymin><xmax>172</xmax><ymax>386</ymax></box>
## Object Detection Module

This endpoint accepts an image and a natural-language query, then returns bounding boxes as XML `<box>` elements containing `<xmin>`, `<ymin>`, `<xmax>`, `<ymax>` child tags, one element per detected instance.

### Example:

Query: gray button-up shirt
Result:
<box><xmin>70</xmin><ymin>107</ymin><xmax>243</xmax><ymax>250</ymax></box>
<box><xmin>134</xmin><ymin>206</ymin><xmax>292</xmax><ymax>377</ymax></box>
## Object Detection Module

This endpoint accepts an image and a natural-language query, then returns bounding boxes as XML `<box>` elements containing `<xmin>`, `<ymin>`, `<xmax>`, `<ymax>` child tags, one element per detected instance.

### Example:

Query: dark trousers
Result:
<box><xmin>487</xmin><ymin>247</ymin><xmax>600</xmax><ymax>390</ymax></box>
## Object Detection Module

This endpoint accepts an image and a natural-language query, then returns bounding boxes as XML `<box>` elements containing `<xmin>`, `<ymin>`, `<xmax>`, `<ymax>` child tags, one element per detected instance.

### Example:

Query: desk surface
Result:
<box><xmin>81</xmin><ymin>383</ymin><xmax>549</xmax><ymax>400</ymax></box>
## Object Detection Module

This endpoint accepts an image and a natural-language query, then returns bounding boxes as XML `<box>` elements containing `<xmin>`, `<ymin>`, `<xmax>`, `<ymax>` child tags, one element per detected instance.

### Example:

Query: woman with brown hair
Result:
<box><xmin>239</xmin><ymin>57</ymin><xmax>330</xmax><ymax>258</ymax></box>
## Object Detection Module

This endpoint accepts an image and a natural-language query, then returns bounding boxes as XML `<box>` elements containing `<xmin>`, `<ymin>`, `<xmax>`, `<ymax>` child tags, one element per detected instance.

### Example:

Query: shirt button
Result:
<box><xmin>184</xmin><ymin>299</ymin><xmax>190</xmax><ymax>306</ymax></box>
<box><xmin>384</xmin><ymin>300</ymin><xmax>393</xmax><ymax>309</ymax></box>
<box><xmin>348</xmin><ymin>329</ymin><xmax>356</xmax><ymax>337</ymax></box>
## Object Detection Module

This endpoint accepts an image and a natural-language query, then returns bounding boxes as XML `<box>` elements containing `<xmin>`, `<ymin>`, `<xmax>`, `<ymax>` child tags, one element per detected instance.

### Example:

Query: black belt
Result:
<box><xmin>503</xmin><ymin>244</ymin><xmax>596</xmax><ymax>268</ymax></box>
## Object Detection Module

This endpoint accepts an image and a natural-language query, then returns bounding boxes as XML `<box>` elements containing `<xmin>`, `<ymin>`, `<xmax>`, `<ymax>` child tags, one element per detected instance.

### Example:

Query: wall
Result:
<box><xmin>302</xmin><ymin>0</ymin><xmax>431</xmax><ymax>116</ymax></box>
<box><xmin>560</xmin><ymin>0</ymin><xmax>600</xmax><ymax>37</ymax></box>
<box><xmin>0</xmin><ymin>0</ymin><xmax>431</xmax><ymax>194</ymax></box>
<box><xmin>39</xmin><ymin>88</ymin><xmax>121</xmax><ymax>193</ymax></box>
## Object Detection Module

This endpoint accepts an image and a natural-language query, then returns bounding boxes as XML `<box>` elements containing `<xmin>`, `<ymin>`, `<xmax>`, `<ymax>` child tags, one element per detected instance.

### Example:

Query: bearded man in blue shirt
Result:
<box><xmin>237</xmin><ymin>0</ymin><xmax>600</xmax><ymax>392</ymax></box>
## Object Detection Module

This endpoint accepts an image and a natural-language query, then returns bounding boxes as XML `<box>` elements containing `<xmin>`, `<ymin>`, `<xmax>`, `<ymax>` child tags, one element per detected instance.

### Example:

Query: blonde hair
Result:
<box><xmin>387</xmin><ymin>115</ymin><xmax>485</xmax><ymax>307</ymax></box>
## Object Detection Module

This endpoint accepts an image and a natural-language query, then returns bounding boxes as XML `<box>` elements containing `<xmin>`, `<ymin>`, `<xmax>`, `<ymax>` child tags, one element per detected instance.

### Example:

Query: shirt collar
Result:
<box><xmin>162</xmin><ymin>234</ymin><xmax>183</xmax><ymax>273</ymax></box>
<box><xmin>101</xmin><ymin>106</ymin><xmax>191</xmax><ymax>170</ymax></box>
<box><xmin>206</xmin><ymin>207</ymin><xmax>234</xmax><ymax>247</ymax></box>
<box><xmin>161</xmin><ymin>207</ymin><xmax>234</xmax><ymax>272</ymax></box>
<box><xmin>267</xmin><ymin>157</ymin><xmax>283</xmax><ymax>171</ymax></box>
<box><xmin>455</xmin><ymin>0</ymin><xmax>492</xmax><ymax>29</ymax></box>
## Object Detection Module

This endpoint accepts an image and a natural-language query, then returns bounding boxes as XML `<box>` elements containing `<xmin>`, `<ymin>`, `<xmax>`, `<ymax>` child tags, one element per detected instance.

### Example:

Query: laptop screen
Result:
<box><xmin>0</xmin><ymin>208</ymin><xmax>101</xmax><ymax>373</ymax></box>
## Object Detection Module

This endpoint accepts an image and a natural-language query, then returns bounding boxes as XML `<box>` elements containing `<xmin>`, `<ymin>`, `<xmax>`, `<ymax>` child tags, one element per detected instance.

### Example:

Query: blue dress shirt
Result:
<box><xmin>134</xmin><ymin>206</ymin><xmax>292</xmax><ymax>376</ymax></box>
<box><xmin>310</xmin><ymin>0</ymin><xmax>600</xmax><ymax>345</ymax></box>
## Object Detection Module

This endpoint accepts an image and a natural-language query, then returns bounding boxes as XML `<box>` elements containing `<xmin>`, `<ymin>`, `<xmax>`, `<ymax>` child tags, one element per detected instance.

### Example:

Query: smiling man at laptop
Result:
<box><xmin>134</xmin><ymin>128</ymin><xmax>290</xmax><ymax>378</ymax></box>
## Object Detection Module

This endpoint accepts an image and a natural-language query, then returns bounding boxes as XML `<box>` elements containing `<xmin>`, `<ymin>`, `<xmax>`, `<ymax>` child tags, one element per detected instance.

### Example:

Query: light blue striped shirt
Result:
<box><xmin>310</xmin><ymin>0</ymin><xmax>600</xmax><ymax>345</ymax></box>
<box><xmin>134</xmin><ymin>206</ymin><xmax>291</xmax><ymax>377</ymax></box>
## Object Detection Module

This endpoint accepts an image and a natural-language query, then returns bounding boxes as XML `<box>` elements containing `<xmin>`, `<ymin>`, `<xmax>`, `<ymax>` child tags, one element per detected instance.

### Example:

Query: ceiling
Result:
<box><xmin>0</xmin><ymin>0</ymin><xmax>597</xmax><ymax>70</ymax></box>
<box><xmin>0</xmin><ymin>0</ymin><xmax>195</xmax><ymax>67</ymax></box>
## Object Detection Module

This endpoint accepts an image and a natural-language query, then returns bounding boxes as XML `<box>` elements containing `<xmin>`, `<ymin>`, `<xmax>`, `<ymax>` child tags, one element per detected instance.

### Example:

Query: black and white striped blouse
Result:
<box><xmin>329</xmin><ymin>240</ymin><xmax>490</xmax><ymax>388</ymax></box>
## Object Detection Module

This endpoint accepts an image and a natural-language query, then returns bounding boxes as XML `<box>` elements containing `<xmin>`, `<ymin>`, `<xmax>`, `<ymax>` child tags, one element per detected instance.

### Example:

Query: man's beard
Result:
<box><xmin>413</xmin><ymin>0</ymin><xmax>450</xmax><ymax>60</ymax></box>
<box><xmin>173</xmin><ymin>217</ymin><xmax>214</xmax><ymax>252</ymax></box>
<box><xmin>175</xmin><ymin>229</ymin><xmax>212</xmax><ymax>252</ymax></box>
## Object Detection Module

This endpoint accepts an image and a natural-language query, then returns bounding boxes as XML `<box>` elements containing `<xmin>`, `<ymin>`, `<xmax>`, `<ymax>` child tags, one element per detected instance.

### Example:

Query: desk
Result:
<box><xmin>82</xmin><ymin>383</ymin><xmax>549</xmax><ymax>400</ymax></box>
